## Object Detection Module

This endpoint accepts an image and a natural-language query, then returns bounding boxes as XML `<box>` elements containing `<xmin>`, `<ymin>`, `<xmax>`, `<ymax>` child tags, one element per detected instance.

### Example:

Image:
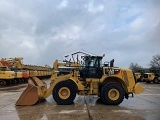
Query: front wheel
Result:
<box><xmin>100</xmin><ymin>82</ymin><xmax>125</xmax><ymax>105</ymax></box>
<box><xmin>52</xmin><ymin>80</ymin><xmax>77</xmax><ymax>105</ymax></box>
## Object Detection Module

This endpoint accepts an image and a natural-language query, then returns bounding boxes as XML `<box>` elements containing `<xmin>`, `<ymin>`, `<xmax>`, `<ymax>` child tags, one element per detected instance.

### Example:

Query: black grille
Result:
<box><xmin>143</xmin><ymin>74</ymin><xmax>148</xmax><ymax>78</ymax></box>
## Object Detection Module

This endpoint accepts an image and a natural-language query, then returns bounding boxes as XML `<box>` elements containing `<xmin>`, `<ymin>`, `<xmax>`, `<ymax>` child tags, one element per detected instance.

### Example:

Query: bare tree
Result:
<box><xmin>150</xmin><ymin>53</ymin><xmax>160</xmax><ymax>68</ymax></box>
<box><xmin>129</xmin><ymin>62</ymin><xmax>142</xmax><ymax>71</ymax></box>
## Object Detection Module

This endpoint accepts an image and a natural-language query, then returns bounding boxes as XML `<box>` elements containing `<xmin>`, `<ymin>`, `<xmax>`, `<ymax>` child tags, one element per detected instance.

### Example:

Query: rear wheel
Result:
<box><xmin>153</xmin><ymin>78</ymin><xmax>158</xmax><ymax>84</ymax></box>
<box><xmin>52</xmin><ymin>80</ymin><xmax>77</xmax><ymax>105</ymax></box>
<box><xmin>11</xmin><ymin>80</ymin><xmax>15</xmax><ymax>84</ymax></box>
<box><xmin>100</xmin><ymin>82</ymin><xmax>124</xmax><ymax>105</ymax></box>
<box><xmin>6</xmin><ymin>80</ymin><xmax>11</xmax><ymax>85</ymax></box>
<box><xmin>0</xmin><ymin>81</ymin><xmax>6</xmax><ymax>86</ymax></box>
<box><xmin>14</xmin><ymin>79</ymin><xmax>17</xmax><ymax>84</ymax></box>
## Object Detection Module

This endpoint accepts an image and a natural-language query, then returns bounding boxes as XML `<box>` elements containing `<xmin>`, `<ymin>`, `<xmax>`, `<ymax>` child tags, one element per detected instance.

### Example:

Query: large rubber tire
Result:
<box><xmin>0</xmin><ymin>81</ymin><xmax>6</xmax><ymax>86</ymax></box>
<box><xmin>153</xmin><ymin>78</ymin><xmax>158</xmax><ymax>84</ymax></box>
<box><xmin>52</xmin><ymin>80</ymin><xmax>77</xmax><ymax>105</ymax></box>
<box><xmin>100</xmin><ymin>82</ymin><xmax>125</xmax><ymax>105</ymax></box>
<box><xmin>6</xmin><ymin>80</ymin><xmax>11</xmax><ymax>85</ymax></box>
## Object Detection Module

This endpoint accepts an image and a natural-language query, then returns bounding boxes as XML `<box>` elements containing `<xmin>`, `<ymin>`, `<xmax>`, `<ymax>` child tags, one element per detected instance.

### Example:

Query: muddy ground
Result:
<box><xmin>0</xmin><ymin>81</ymin><xmax>160</xmax><ymax>120</ymax></box>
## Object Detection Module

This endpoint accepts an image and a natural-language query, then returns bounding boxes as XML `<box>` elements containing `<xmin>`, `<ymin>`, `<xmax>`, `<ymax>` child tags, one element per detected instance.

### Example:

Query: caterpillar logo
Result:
<box><xmin>105</xmin><ymin>68</ymin><xmax>120</xmax><ymax>75</ymax></box>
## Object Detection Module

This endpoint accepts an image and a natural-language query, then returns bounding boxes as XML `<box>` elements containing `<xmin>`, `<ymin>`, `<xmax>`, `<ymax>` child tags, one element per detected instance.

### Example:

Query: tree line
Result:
<box><xmin>129</xmin><ymin>53</ymin><xmax>160</xmax><ymax>71</ymax></box>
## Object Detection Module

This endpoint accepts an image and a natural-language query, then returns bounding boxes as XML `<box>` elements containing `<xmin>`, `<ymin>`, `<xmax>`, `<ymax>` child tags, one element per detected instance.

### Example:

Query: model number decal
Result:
<box><xmin>105</xmin><ymin>69</ymin><xmax>120</xmax><ymax>75</ymax></box>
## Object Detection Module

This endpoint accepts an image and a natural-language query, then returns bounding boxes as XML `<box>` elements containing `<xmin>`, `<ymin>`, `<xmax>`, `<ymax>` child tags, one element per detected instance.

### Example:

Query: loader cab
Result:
<box><xmin>80</xmin><ymin>56</ymin><xmax>103</xmax><ymax>78</ymax></box>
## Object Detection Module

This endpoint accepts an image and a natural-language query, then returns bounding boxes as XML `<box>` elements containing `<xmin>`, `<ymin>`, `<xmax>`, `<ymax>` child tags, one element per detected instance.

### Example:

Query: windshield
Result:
<box><xmin>83</xmin><ymin>56</ymin><xmax>102</xmax><ymax>67</ymax></box>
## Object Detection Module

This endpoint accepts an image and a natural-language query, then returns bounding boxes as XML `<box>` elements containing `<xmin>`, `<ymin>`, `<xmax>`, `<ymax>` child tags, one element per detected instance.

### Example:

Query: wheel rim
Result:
<box><xmin>0</xmin><ymin>81</ymin><xmax>4</xmax><ymax>86</ymax></box>
<box><xmin>58</xmin><ymin>87</ymin><xmax>70</xmax><ymax>99</ymax></box>
<box><xmin>108</xmin><ymin>88</ymin><xmax>119</xmax><ymax>100</ymax></box>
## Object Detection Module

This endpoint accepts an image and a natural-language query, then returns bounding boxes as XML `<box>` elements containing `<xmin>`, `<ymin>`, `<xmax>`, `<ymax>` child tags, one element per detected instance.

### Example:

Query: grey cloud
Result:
<box><xmin>0</xmin><ymin>0</ymin><xmax>160</xmax><ymax>68</ymax></box>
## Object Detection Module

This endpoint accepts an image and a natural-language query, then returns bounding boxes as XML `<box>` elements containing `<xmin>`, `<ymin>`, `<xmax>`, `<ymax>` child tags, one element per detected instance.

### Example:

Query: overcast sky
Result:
<box><xmin>0</xmin><ymin>0</ymin><xmax>160</xmax><ymax>68</ymax></box>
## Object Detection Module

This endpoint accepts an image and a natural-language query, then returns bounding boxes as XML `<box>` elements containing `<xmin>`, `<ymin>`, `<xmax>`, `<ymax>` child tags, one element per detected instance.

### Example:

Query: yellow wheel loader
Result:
<box><xmin>16</xmin><ymin>54</ymin><xmax>144</xmax><ymax>106</ymax></box>
<box><xmin>0</xmin><ymin>66</ymin><xmax>15</xmax><ymax>86</ymax></box>
<box><xmin>143</xmin><ymin>73</ymin><xmax>159</xmax><ymax>84</ymax></box>
<box><xmin>135</xmin><ymin>72</ymin><xmax>143</xmax><ymax>82</ymax></box>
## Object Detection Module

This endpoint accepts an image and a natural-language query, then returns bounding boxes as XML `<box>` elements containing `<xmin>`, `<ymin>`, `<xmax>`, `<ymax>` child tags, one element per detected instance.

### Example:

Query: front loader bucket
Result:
<box><xmin>16</xmin><ymin>77</ymin><xmax>46</xmax><ymax>106</ymax></box>
<box><xmin>16</xmin><ymin>84</ymin><xmax>38</xmax><ymax>105</ymax></box>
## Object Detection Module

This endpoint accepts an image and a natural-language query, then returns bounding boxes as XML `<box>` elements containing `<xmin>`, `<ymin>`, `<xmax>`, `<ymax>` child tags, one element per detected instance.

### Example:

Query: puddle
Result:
<box><xmin>112</xmin><ymin>110</ymin><xmax>132</xmax><ymax>114</ymax></box>
<box><xmin>59</xmin><ymin>110</ymin><xmax>86</xmax><ymax>114</ymax></box>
